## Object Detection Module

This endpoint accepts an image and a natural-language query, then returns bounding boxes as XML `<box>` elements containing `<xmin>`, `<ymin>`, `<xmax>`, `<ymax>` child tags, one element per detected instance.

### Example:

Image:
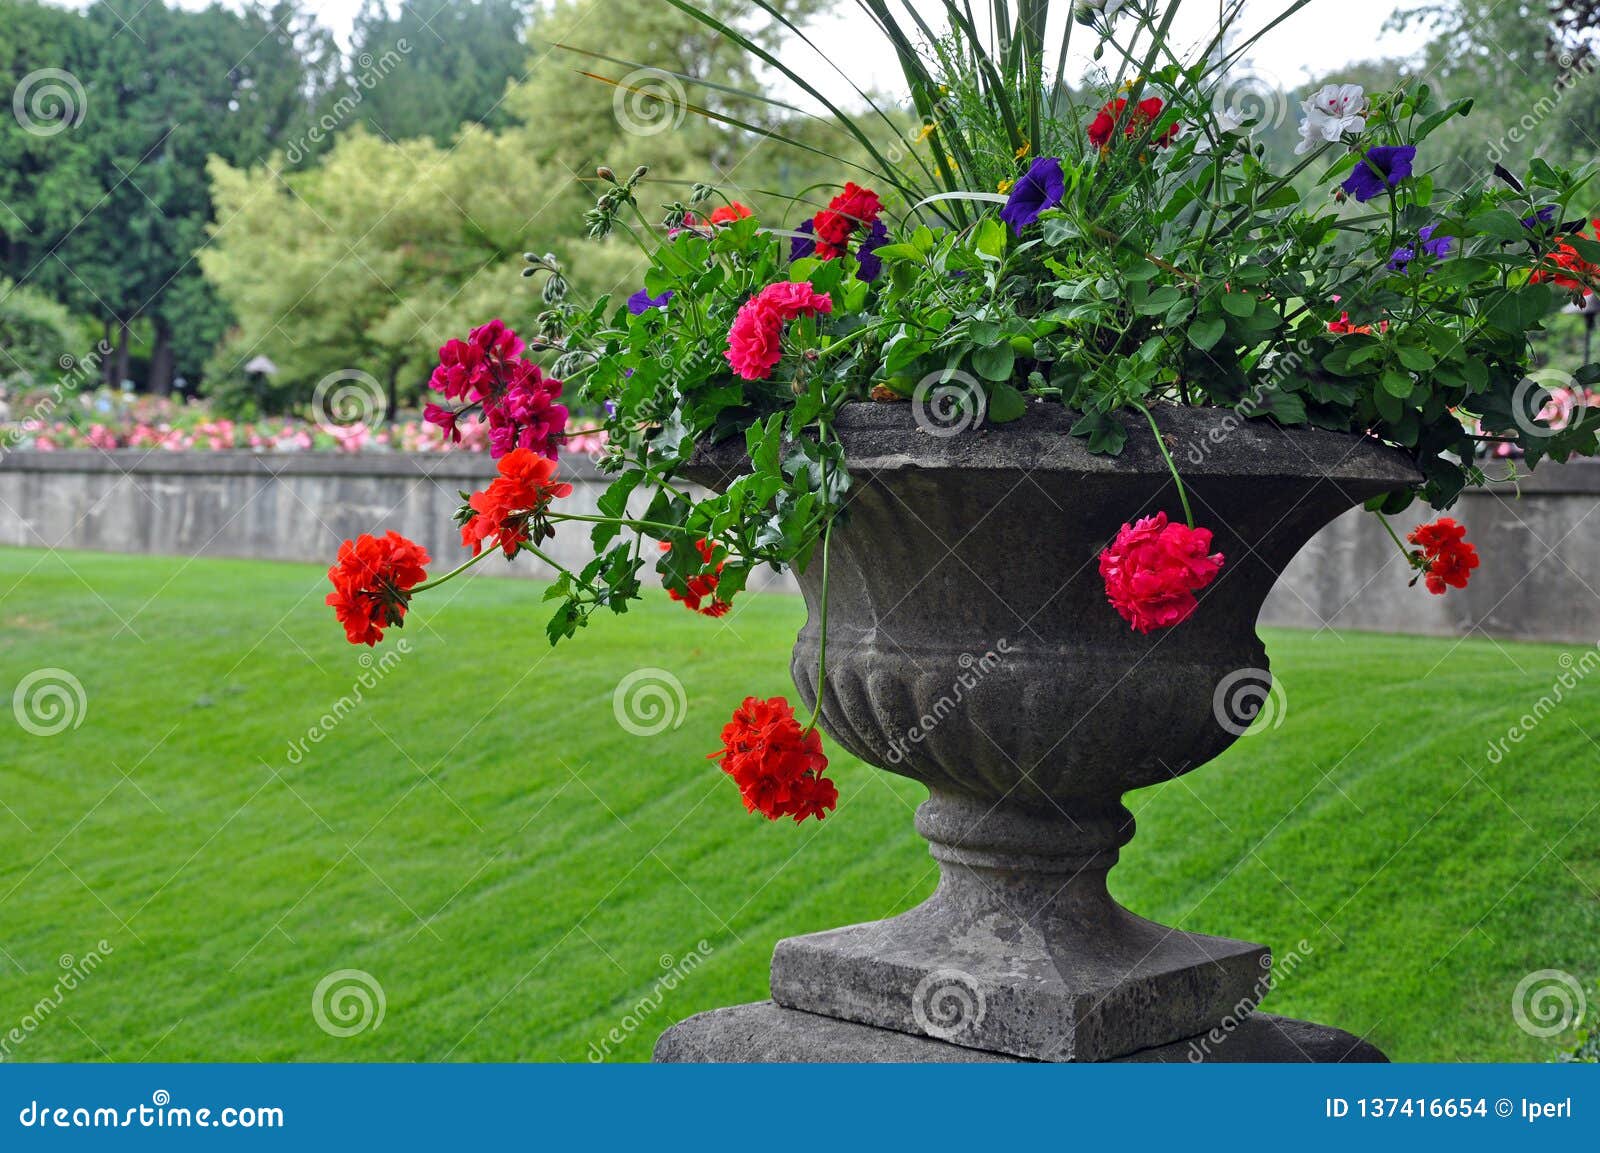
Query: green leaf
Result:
<box><xmin>975</xmin><ymin>216</ymin><xmax>1007</xmax><ymax>260</ymax></box>
<box><xmin>1190</xmin><ymin>316</ymin><xmax>1226</xmax><ymax>351</ymax></box>
<box><xmin>971</xmin><ymin>343</ymin><xmax>1016</xmax><ymax>382</ymax></box>
<box><xmin>1070</xmin><ymin>410</ymin><xmax>1127</xmax><ymax>455</ymax></box>
<box><xmin>986</xmin><ymin>381</ymin><xmax>1028</xmax><ymax>422</ymax></box>
<box><xmin>1220</xmin><ymin>292</ymin><xmax>1257</xmax><ymax>318</ymax></box>
<box><xmin>1381</xmin><ymin>370</ymin><xmax>1414</xmax><ymax>398</ymax></box>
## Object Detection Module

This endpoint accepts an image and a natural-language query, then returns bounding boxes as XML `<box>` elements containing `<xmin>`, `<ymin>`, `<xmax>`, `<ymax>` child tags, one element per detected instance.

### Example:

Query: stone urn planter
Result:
<box><xmin>659</xmin><ymin>401</ymin><xmax>1418</xmax><ymax>1063</ymax></box>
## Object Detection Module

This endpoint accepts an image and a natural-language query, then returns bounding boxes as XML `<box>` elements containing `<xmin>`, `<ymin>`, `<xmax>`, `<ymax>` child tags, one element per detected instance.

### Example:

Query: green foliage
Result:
<box><xmin>0</xmin><ymin>276</ymin><xmax>78</xmax><ymax>388</ymax></box>
<box><xmin>346</xmin><ymin>0</ymin><xmax>533</xmax><ymax>147</ymax></box>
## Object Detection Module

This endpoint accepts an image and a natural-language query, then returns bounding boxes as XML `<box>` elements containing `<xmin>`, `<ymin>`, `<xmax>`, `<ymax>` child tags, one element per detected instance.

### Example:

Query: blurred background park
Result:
<box><xmin>0</xmin><ymin>0</ymin><xmax>1598</xmax><ymax>1063</ymax></box>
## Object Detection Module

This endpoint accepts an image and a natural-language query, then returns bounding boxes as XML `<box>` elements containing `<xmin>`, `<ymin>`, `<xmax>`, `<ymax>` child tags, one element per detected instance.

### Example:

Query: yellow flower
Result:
<box><xmin>1014</xmin><ymin>141</ymin><xmax>1030</xmax><ymax>159</ymax></box>
<box><xmin>997</xmin><ymin>179</ymin><xmax>1014</xmax><ymax>193</ymax></box>
<box><xmin>915</xmin><ymin>122</ymin><xmax>937</xmax><ymax>144</ymax></box>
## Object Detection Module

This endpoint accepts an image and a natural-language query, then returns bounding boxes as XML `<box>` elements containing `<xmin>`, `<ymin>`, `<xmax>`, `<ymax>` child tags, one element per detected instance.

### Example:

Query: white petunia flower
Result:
<box><xmin>1076</xmin><ymin>0</ymin><xmax>1129</xmax><ymax>23</ymax></box>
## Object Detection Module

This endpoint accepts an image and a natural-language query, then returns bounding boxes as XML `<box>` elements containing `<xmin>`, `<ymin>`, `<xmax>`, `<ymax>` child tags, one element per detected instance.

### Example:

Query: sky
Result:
<box><xmin>51</xmin><ymin>0</ymin><xmax>1438</xmax><ymax>100</ymax></box>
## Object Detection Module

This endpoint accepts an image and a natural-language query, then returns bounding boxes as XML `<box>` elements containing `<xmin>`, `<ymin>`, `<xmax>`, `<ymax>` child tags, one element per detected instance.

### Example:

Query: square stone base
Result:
<box><xmin>654</xmin><ymin>1001</ymin><xmax>1387</xmax><ymax>1063</ymax></box>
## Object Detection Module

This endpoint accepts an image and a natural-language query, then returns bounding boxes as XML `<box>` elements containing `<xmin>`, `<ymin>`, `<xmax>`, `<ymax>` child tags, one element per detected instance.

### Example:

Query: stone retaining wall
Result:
<box><xmin>1</xmin><ymin>449</ymin><xmax>1595</xmax><ymax>642</ymax></box>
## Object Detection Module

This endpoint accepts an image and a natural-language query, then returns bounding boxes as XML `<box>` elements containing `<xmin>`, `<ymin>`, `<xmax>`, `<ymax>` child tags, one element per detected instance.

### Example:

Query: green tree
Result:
<box><xmin>347</xmin><ymin>0</ymin><xmax>533</xmax><ymax>146</ymax></box>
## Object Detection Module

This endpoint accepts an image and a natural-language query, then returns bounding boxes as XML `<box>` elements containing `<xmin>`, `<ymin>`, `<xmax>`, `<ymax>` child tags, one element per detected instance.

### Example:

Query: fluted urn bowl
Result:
<box><xmin>683</xmin><ymin>400</ymin><xmax>1418</xmax><ymax>1062</ymax></box>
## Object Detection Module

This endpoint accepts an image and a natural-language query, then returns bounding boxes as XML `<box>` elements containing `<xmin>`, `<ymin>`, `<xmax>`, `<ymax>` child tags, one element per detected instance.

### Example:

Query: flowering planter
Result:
<box><xmin>660</xmin><ymin>400</ymin><xmax>1418</xmax><ymax>1063</ymax></box>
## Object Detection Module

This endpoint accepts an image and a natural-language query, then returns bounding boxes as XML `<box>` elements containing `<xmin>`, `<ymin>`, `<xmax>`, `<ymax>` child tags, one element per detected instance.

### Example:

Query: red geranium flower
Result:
<box><xmin>708</xmin><ymin>202</ymin><xmax>753</xmax><ymax>225</ymax></box>
<box><xmin>1407</xmin><ymin>517</ymin><xmax>1480</xmax><ymax>594</ymax></box>
<box><xmin>1099</xmin><ymin>511</ymin><xmax>1225</xmax><ymax>633</ymax></box>
<box><xmin>659</xmin><ymin>539</ymin><xmax>731</xmax><ymax>617</ymax></box>
<box><xmin>459</xmin><ymin>449</ymin><xmax>574</xmax><ymax>558</ymax></box>
<box><xmin>1530</xmin><ymin>220</ymin><xmax>1600</xmax><ymax>295</ymax></box>
<box><xmin>811</xmin><ymin>182</ymin><xmax>883</xmax><ymax>260</ymax></box>
<box><xmin>325</xmin><ymin>531</ymin><xmax>431</xmax><ymax>646</ymax></box>
<box><xmin>1327</xmin><ymin>311</ymin><xmax>1389</xmax><ymax>335</ymax></box>
<box><xmin>1087</xmin><ymin>96</ymin><xmax>1176</xmax><ymax>151</ymax></box>
<box><xmin>711</xmin><ymin>696</ymin><xmax>836</xmax><ymax>822</ymax></box>
<box><xmin>725</xmin><ymin>281</ymin><xmax>833</xmax><ymax>381</ymax></box>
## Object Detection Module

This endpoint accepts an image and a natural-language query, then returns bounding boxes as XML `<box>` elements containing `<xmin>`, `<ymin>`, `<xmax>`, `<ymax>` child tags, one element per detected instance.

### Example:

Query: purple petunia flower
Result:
<box><xmin>626</xmin><ymin>288</ymin><xmax>673</xmax><ymax>315</ymax></box>
<box><xmin>999</xmin><ymin>156</ymin><xmax>1066</xmax><ymax>235</ymax></box>
<box><xmin>1388</xmin><ymin>224</ymin><xmax>1453</xmax><ymax>272</ymax></box>
<box><xmin>1341</xmin><ymin>145</ymin><xmax>1416</xmax><ymax>203</ymax></box>
<box><xmin>790</xmin><ymin>219</ymin><xmax>817</xmax><ymax>261</ymax></box>
<box><xmin>1521</xmin><ymin>205</ymin><xmax>1558</xmax><ymax>229</ymax></box>
<box><xmin>855</xmin><ymin>219</ymin><xmax>890</xmax><ymax>283</ymax></box>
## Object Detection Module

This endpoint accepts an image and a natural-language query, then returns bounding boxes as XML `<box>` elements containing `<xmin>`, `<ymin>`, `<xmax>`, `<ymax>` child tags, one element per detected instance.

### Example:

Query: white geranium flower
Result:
<box><xmin>1195</xmin><ymin>107</ymin><xmax>1252</xmax><ymax>154</ymax></box>
<box><xmin>1294</xmin><ymin>83</ymin><xmax>1366</xmax><ymax>154</ymax></box>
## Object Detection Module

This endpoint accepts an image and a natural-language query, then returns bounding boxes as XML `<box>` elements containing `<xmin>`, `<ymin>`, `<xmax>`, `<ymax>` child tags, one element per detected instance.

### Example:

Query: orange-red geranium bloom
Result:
<box><xmin>1530</xmin><ymin>221</ymin><xmax>1600</xmax><ymax>295</ymax></box>
<box><xmin>1408</xmin><ymin>517</ymin><xmax>1480</xmax><ymax>595</ymax></box>
<box><xmin>659</xmin><ymin>539</ymin><xmax>731</xmax><ymax>617</ymax></box>
<box><xmin>460</xmin><ymin>448</ymin><xmax>574</xmax><ymax>558</ymax></box>
<box><xmin>708</xmin><ymin>202</ymin><xmax>753</xmax><ymax>225</ymax></box>
<box><xmin>1087</xmin><ymin>96</ymin><xmax>1176</xmax><ymax>150</ymax></box>
<box><xmin>711</xmin><ymin>696</ymin><xmax>836</xmax><ymax>822</ymax></box>
<box><xmin>326</xmin><ymin>531</ymin><xmax>431</xmax><ymax>646</ymax></box>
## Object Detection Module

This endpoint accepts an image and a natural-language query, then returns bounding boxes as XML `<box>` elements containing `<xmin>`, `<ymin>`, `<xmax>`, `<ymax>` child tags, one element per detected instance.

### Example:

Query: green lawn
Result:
<box><xmin>0</xmin><ymin>545</ymin><xmax>1596</xmax><ymax>1063</ymax></box>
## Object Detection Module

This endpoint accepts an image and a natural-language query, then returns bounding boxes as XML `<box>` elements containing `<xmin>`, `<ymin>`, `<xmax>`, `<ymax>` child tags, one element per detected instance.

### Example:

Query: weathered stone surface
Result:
<box><xmin>4</xmin><ymin>443</ymin><xmax>1597</xmax><ymax>643</ymax></box>
<box><xmin>654</xmin><ymin>1001</ymin><xmax>1388</xmax><ymax>1063</ymax></box>
<box><xmin>681</xmin><ymin>403</ymin><xmax>1417</xmax><ymax>1061</ymax></box>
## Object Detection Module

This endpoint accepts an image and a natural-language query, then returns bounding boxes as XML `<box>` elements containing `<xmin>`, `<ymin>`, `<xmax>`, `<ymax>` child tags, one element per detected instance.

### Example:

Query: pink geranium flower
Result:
<box><xmin>1098</xmin><ymin>511</ymin><xmax>1225</xmax><ymax>633</ymax></box>
<box><xmin>724</xmin><ymin>282</ymin><xmax>833</xmax><ymax>381</ymax></box>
